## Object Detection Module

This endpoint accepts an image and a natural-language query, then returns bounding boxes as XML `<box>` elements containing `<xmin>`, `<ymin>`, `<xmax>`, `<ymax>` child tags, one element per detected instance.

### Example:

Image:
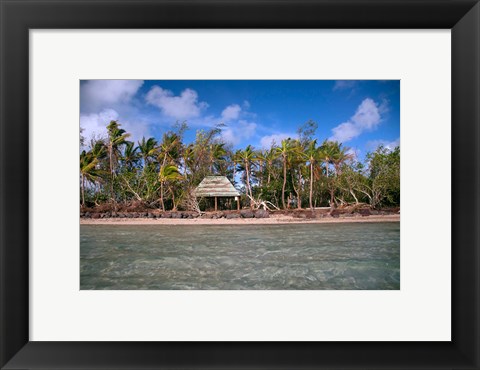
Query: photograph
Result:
<box><xmin>80</xmin><ymin>79</ymin><xmax>400</xmax><ymax>290</ymax></box>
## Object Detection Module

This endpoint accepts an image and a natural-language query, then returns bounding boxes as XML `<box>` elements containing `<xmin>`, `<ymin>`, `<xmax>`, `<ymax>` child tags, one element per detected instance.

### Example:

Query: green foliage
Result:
<box><xmin>80</xmin><ymin>119</ymin><xmax>400</xmax><ymax>211</ymax></box>
<box><xmin>366</xmin><ymin>146</ymin><xmax>400</xmax><ymax>208</ymax></box>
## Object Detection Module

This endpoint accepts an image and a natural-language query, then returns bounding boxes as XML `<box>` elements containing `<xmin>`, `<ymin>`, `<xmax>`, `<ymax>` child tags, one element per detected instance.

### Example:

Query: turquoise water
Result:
<box><xmin>80</xmin><ymin>223</ymin><xmax>400</xmax><ymax>290</ymax></box>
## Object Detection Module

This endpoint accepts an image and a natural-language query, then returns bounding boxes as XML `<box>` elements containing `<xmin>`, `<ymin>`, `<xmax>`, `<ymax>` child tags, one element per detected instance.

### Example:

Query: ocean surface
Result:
<box><xmin>80</xmin><ymin>223</ymin><xmax>400</xmax><ymax>290</ymax></box>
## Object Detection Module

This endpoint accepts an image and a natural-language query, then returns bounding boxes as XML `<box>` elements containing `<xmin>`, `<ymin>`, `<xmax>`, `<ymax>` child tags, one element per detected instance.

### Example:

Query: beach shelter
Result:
<box><xmin>195</xmin><ymin>176</ymin><xmax>241</xmax><ymax>211</ymax></box>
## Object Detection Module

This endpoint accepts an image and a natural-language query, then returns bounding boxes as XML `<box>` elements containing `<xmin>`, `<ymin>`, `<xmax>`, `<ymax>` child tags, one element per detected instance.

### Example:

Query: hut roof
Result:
<box><xmin>195</xmin><ymin>176</ymin><xmax>240</xmax><ymax>197</ymax></box>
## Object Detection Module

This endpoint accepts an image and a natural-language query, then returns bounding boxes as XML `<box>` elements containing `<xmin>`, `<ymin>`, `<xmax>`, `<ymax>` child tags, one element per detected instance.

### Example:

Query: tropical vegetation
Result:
<box><xmin>80</xmin><ymin>120</ymin><xmax>399</xmax><ymax>211</ymax></box>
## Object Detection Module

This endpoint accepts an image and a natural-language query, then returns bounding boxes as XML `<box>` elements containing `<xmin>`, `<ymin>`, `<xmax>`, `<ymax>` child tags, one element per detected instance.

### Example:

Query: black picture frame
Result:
<box><xmin>1</xmin><ymin>0</ymin><xmax>479</xmax><ymax>369</ymax></box>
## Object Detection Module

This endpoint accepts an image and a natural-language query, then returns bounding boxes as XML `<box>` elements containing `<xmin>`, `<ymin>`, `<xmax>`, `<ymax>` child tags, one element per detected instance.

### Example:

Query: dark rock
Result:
<box><xmin>358</xmin><ymin>208</ymin><xmax>371</xmax><ymax>216</ymax></box>
<box><xmin>91</xmin><ymin>213</ymin><xmax>101</xmax><ymax>219</ymax></box>
<box><xmin>330</xmin><ymin>210</ymin><xmax>340</xmax><ymax>218</ymax></box>
<box><xmin>84</xmin><ymin>212</ymin><xmax>91</xmax><ymax>218</ymax></box>
<box><xmin>254</xmin><ymin>209</ymin><xmax>270</xmax><ymax>218</ymax></box>
<box><xmin>240</xmin><ymin>210</ymin><xmax>254</xmax><ymax>218</ymax></box>
<box><xmin>147</xmin><ymin>212</ymin><xmax>156</xmax><ymax>219</ymax></box>
<box><xmin>226</xmin><ymin>212</ymin><xmax>240</xmax><ymax>219</ymax></box>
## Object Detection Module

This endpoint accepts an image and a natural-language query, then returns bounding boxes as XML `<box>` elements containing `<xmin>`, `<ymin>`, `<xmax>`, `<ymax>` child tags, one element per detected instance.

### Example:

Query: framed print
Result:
<box><xmin>1</xmin><ymin>0</ymin><xmax>479</xmax><ymax>369</ymax></box>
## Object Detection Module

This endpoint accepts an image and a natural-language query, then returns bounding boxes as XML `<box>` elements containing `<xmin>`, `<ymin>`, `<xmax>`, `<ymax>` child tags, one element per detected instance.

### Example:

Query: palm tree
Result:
<box><xmin>276</xmin><ymin>139</ymin><xmax>294</xmax><ymax>209</ymax></box>
<box><xmin>182</xmin><ymin>143</ymin><xmax>195</xmax><ymax>178</ymax></box>
<box><xmin>304</xmin><ymin>139</ymin><xmax>320</xmax><ymax>211</ymax></box>
<box><xmin>106</xmin><ymin>120</ymin><xmax>130</xmax><ymax>205</ymax></box>
<box><xmin>86</xmin><ymin>139</ymin><xmax>107</xmax><ymax>202</ymax></box>
<box><xmin>208</xmin><ymin>143</ymin><xmax>227</xmax><ymax>174</ymax></box>
<box><xmin>80</xmin><ymin>150</ymin><xmax>102</xmax><ymax>207</ymax></box>
<box><xmin>262</xmin><ymin>146</ymin><xmax>280</xmax><ymax>185</ymax></box>
<box><xmin>235</xmin><ymin>145</ymin><xmax>256</xmax><ymax>206</ymax></box>
<box><xmin>319</xmin><ymin>140</ymin><xmax>351</xmax><ymax>209</ymax></box>
<box><xmin>159</xmin><ymin>132</ymin><xmax>181</xmax><ymax>166</ymax></box>
<box><xmin>90</xmin><ymin>139</ymin><xmax>107</xmax><ymax>160</ymax></box>
<box><xmin>138</xmin><ymin>137</ymin><xmax>158</xmax><ymax>170</ymax></box>
<box><xmin>288</xmin><ymin>139</ymin><xmax>306</xmax><ymax>209</ymax></box>
<box><xmin>122</xmin><ymin>141</ymin><xmax>139</xmax><ymax>171</ymax></box>
<box><xmin>158</xmin><ymin>164</ymin><xmax>182</xmax><ymax>211</ymax></box>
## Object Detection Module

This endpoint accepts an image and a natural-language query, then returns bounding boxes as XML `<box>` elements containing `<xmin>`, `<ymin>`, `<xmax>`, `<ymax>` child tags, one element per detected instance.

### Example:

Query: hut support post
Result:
<box><xmin>214</xmin><ymin>196</ymin><xmax>218</xmax><ymax>211</ymax></box>
<box><xmin>237</xmin><ymin>197</ymin><xmax>240</xmax><ymax>210</ymax></box>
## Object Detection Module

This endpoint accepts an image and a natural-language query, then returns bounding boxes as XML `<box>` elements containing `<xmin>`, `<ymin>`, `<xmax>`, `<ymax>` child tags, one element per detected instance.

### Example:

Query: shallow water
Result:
<box><xmin>80</xmin><ymin>223</ymin><xmax>399</xmax><ymax>290</ymax></box>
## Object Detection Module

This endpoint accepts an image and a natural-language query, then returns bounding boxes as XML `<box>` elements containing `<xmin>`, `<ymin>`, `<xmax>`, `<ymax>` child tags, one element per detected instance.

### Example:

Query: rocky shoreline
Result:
<box><xmin>80</xmin><ymin>207</ymin><xmax>399</xmax><ymax>221</ymax></box>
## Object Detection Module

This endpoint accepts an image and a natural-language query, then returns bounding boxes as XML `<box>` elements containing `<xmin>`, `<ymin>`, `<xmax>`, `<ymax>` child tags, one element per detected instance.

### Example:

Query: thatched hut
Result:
<box><xmin>195</xmin><ymin>176</ymin><xmax>241</xmax><ymax>211</ymax></box>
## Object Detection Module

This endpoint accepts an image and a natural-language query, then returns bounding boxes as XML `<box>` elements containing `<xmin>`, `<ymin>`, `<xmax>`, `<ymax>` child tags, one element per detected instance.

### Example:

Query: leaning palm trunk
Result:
<box><xmin>245</xmin><ymin>161</ymin><xmax>254</xmax><ymax>208</ymax></box>
<box><xmin>81</xmin><ymin>174</ymin><xmax>85</xmax><ymax>207</ymax></box>
<box><xmin>309</xmin><ymin>162</ymin><xmax>314</xmax><ymax>211</ymax></box>
<box><xmin>160</xmin><ymin>181</ymin><xmax>165</xmax><ymax>211</ymax></box>
<box><xmin>169</xmin><ymin>186</ymin><xmax>177</xmax><ymax>211</ymax></box>
<box><xmin>281</xmin><ymin>156</ymin><xmax>287</xmax><ymax>209</ymax></box>
<box><xmin>108</xmin><ymin>144</ymin><xmax>116</xmax><ymax>210</ymax></box>
<box><xmin>291</xmin><ymin>171</ymin><xmax>302</xmax><ymax>210</ymax></box>
<box><xmin>297</xmin><ymin>171</ymin><xmax>302</xmax><ymax>209</ymax></box>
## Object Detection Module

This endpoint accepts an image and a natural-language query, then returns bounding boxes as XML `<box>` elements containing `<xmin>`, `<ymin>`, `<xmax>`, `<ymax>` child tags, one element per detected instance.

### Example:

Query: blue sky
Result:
<box><xmin>80</xmin><ymin>80</ymin><xmax>399</xmax><ymax>159</ymax></box>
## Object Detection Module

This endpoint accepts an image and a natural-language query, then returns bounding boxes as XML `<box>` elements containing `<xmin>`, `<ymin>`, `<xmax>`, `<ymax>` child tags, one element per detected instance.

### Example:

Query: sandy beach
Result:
<box><xmin>81</xmin><ymin>213</ymin><xmax>399</xmax><ymax>225</ymax></box>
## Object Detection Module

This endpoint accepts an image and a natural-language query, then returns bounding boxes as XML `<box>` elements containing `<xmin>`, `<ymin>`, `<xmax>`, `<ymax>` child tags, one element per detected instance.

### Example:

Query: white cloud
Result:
<box><xmin>221</xmin><ymin>120</ymin><xmax>257</xmax><ymax>146</ymax></box>
<box><xmin>145</xmin><ymin>86</ymin><xmax>208</xmax><ymax>120</ymax></box>
<box><xmin>80</xmin><ymin>108</ymin><xmax>119</xmax><ymax>144</ymax></box>
<box><xmin>80</xmin><ymin>108</ymin><xmax>150</xmax><ymax>147</ymax></box>
<box><xmin>221</xmin><ymin>104</ymin><xmax>242</xmax><ymax>122</ymax></box>
<box><xmin>351</xmin><ymin>98</ymin><xmax>381</xmax><ymax>129</ymax></box>
<box><xmin>81</xmin><ymin>80</ymin><xmax>144</xmax><ymax>112</ymax></box>
<box><xmin>329</xmin><ymin>122</ymin><xmax>362</xmax><ymax>143</ymax></box>
<box><xmin>366</xmin><ymin>138</ymin><xmax>400</xmax><ymax>152</ymax></box>
<box><xmin>333</xmin><ymin>80</ymin><xmax>357</xmax><ymax>91</ymax></box>
<box><xmin>329</xmin><ymin>98</ymin><xmax>383</xmax><ymax>143</ymax></box>
<box><xmin>260</xmin><ymin>133</ymin><xmax>296</xmax><ymax>149</ymax></box>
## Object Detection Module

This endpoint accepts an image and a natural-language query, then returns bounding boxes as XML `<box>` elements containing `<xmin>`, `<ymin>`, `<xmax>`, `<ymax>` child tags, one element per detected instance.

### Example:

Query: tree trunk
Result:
<box><xmin>160</xmin><ymin>181</ymin><xmax>165</xmax><ymax>211</ymax></box>
<box><xmin>245</xmin><ymin>160</ymin><xmax>253</xmax><ymax>208</ymax></box>
<box><xmin>81</xmin><ymin>174</ymin><xmax>85</xmax><ymax>207</ymax></box>
<box><xmin>309</xmin><ymin>162</ymin><xmax>314</xmax><ymax>211</ymax></box>
<box><xmin>281</xmin><ymin>156</ymin><xmax>287</xmax><ymax>209</ymax></box>
<box><xmin>109</xmin><ymin>144</ymin><xmax>115</xmax><ymax>209</ymax></box>
<box><xmin>169</xmin><ymin>186</ymin><xmax>177</xmax><ymax>211</ymax></box>
<box><xmin>329</xmin><ymin>189</ymin><xmax>335</xmax><ymax>211</ymax></box>
<box><xmin>350</xmin><ymin>188</ymin><xmax>359</xmax><ymax>204</ymax></box>
<box><xmin>297</xmin><ymin>171</ymin><xmax>302</xmax><ymax>209</ymax></box>
<box><xmin>291</xmin><ymin>170</ymin><xmax>301</xmax><ymax>210</ymax></box>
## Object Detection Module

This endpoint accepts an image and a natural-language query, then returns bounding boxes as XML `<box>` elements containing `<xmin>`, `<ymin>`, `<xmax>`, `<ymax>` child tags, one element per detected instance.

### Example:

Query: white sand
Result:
<box><xmin>80</xmin><ymin>214</ymin><xmax>399</xmax><ymax>225</ymax></box>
